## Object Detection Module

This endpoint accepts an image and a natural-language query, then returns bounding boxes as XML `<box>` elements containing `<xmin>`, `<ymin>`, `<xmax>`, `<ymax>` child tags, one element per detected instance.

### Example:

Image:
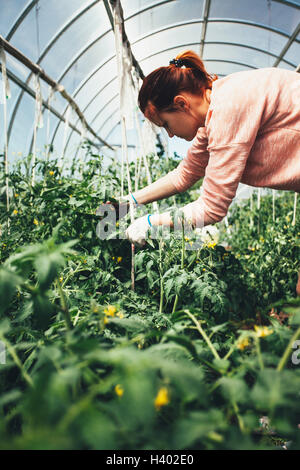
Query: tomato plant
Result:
<box><xmin>0</xmin><ymin>150</ymin><xmax>299</xmax><ymax>450</ymax></box>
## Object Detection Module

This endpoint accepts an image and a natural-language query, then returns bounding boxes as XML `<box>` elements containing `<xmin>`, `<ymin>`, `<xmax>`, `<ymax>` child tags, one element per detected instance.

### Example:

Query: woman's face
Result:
<box><xmin>146</xmin><ymin>90</ymin><xmax>211</xmax><ymax>141</ymax></box>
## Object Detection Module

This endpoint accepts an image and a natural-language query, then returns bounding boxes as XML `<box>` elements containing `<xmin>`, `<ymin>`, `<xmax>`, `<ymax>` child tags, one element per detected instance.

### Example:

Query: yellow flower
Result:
<box><xmin>13</xmin><ymin>209</ymin><xmax>18</xmax><ymax>215</ymax></box>
<box><xmin>15</xmin><ymin>193</ymin><xmax>19</xmax><ymax>197</ymax></box>
<box><xmin>184</xmin><ymin>236</ymin><xmax>190</xmax><ymax>242</ymax></box>
<box><xmin>207</xmin><ymin>241</ymin><xmax>217</xmax><ymax>249</ymax></box>
<box><xmin>202</xmin><ymin>268</ymin><xmax>206</xmax><ymax>271</ymax></box>
<box><xmin>59</xmin><ymin>276</ymin><xmax>63</xmax><ymax>283</ymax></box>
<box><xmin>116</xmin><ymin>311</ymin><xmax>124</xmax><ymax>319</ymax></box>
<box><xmin>49</xmin><ymin>171</ymin><xmax>54</xmax><ymax>176</ymax></box>
<box><xmin>154</xmin><ymin>387</ymin><xmax>170</xmax><ymax>410</ymax></box>
<box><xmin>117</xmin><ymin>256</ymin><xmax>122</xmax><ymax>263</ymax></box>
<box><xmin>254</xmin><ymin>325</ymin><xmax>273</xmax><ymax>338</ymax></box>
<box><xmin>237</xmin><ymin>337</ymin><xmax>250</xmax><ymax>350</ymax></box>
<box><xmin>116</xmin><ymin>221</ymin><xmax>119</xmax><ymax>227</ymax></box>
<box><xmin>115</xmin><ymin>384</ymin><xmax>124</xmax><ymax>397</ymax></box>
<box><xmin>104</xmin><ymin>305</ymin><xmax>117</xmax><ymax>317</ymax></box>
<box><xmin>103</xmin><ymin>316</ymin><xmax>109</xmax><ymax>325</ymax></box>
<box><xmin>33</xmin><ymin>218</ymin><xmax>38</xmax><ymax>226</ymax></box>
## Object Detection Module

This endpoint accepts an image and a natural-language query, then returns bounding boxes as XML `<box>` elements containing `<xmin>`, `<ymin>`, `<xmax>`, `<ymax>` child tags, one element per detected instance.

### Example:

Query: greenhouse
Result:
<box><xmin>0</xmin><ymin>0</ymin><xmax>300</xmax><ymax>452</ymax></box>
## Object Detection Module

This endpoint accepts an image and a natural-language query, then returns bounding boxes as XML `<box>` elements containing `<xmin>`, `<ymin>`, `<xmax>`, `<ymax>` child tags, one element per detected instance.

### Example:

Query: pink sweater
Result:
<box><xmin>166</xmin><ymin>67</ymin><xmax>300</xmax><ymax>227</ymax></box>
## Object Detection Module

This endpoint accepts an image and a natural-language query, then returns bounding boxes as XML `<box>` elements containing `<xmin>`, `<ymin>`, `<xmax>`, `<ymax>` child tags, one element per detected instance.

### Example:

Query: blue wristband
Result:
<box><xmin>147</xmin><ymin>214</ymin><xmax>152</xmax><ymax>227</ymax></box>
<box><xmin>131</xmin><ymin>193</ymin><xmax>138</xmax><ymax>205</ymax></box>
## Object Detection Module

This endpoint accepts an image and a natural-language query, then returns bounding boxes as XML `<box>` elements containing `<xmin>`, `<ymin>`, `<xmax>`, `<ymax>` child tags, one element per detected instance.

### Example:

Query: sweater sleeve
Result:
<box><xmin>164</xmin><ymin>127</ymin><xmax>209</xmax><ymax>192</ymax></box>
<box><xmin>181</xmin><ymin>143</ymin><xmax>252</xmax><ymax>227</ymax></box>
<box><xmin>178</xmin><ymin>79</ymin><xmax>267</xmax><ymax>227</ymax></box>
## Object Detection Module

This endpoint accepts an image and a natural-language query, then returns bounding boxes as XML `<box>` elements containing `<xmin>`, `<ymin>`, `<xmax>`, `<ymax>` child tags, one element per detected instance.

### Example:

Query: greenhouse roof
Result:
<box><xmin>0</xmin><ymin>0</ymin><xmax>299</xmax><ymax>162</ymax></box>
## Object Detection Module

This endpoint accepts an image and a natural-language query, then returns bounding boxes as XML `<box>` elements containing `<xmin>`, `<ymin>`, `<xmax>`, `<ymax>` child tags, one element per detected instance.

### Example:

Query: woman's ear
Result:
<box><xmin>173</xmin><ymin>95</ymin><xmax>189</xmax><ymax>110</ymax></box>
<box><xmin>204</xmin><ymin>88</ymin><xmax>212</xmax><ymax>104</ymax></box>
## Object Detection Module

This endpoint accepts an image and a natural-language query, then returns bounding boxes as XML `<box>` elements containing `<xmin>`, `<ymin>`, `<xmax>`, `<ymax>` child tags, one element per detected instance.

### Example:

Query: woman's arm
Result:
<box><xmin>131</xmin><ymin>172</ymin><xmax>180</xmax><ymax>205</ymax></box>
<box><xmin>132</xmin><ymin>128</ymin><xmax>209</xmax><ymax>205</ymax></box>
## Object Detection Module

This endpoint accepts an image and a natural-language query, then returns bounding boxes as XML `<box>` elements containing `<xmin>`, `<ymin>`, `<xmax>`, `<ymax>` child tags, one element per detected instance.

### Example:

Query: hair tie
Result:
<box><xmin>169</xmin><ymin>58</ymin><xmax>184</xmax><ymax>68</ymax></box>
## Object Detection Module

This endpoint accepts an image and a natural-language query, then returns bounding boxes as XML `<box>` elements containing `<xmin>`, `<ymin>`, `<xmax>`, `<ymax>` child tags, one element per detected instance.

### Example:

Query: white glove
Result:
<box><xmin>194</xmin><ymin>225</ymin><xmax>220</xmax><ymax>246</ymax></box>
<box><xmin>200</xmin><ymin>225</ymin><xmax>220</xmax><ymax>245</ymax></box>
<box><xmin>126</xmin><ymin>215</ymin><xmax>151</xmax><ymax>247</ymax></box>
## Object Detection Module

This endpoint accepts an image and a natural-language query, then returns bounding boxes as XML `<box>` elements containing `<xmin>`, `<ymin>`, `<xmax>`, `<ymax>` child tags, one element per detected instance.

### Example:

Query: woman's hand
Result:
<box><xmin>126</xmin><ymin>215</ymin><xmax>152</xmax><ymax>246</ymax></box>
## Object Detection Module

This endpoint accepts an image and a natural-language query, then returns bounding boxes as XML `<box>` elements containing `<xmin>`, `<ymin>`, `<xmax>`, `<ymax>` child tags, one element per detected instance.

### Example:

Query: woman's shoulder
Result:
<box><xmin>209</xmin><ymin>67</ymin><xmax>299</xmax><ymax>117</ymax></box>
<box><xmin>212</xmin><ymin>67</ymin><xmax>299</xmax><ymax>96</ymax></box>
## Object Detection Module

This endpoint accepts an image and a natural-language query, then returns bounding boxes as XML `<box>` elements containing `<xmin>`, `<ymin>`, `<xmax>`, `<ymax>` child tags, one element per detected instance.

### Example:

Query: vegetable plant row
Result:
<box><xmin>0</xmin><ymin>149</ymin><xmax>299</xmax><ymax>450</ymax></box>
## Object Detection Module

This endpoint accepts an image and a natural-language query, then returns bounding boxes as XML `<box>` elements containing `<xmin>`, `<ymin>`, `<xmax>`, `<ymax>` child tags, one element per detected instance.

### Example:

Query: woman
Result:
<box><xmin>124</xmin><ymin>50</ymin><xmax>300</xmax><ymax>248</ymax></box>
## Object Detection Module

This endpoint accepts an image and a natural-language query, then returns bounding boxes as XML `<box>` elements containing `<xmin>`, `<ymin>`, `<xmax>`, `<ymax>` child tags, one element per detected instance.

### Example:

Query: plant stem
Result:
<box><xmin>0</xmin><ymin>334</ymin><xmax>34</xmax><ymax>388</ymax></box>
<box><xmin>159</xmin><ymin>238</ymin><xmax>164</xmax><ymax>314</ymax></box>
<box><xmin>56</xmin><ymin>278</ymin><xmax>73</xmax><ymax>330</ymax></box>
<box><xmin>232</xmin><ymin>400</ymin><xmax>246</xmax><ymax>433</ymax></box>
<box><xmin>255</xmin><ymin>337</ymin><xmax>264</xmax><ymax>371</ymax></box>
<box><xmin>172</xmin><ymin>219</ymin><xmax>185</xmax><ymax>314</ymax></box>
<box><xmin>184</xmin><ymin>309</ymin><xmax>221</xmax><ymax>361</ymax></box>
<box><xmin>277</xmin><ymin>326</ymin><xmax>300</xmax><ymax>372</ymax></box>
<box><xmin>223</xmin><ymin>344</ymin><xmax>236</xmax><ymax>361</ymax></box>
<box><xmin>131</xmin><ymin>242</ymin><xmax>135</xmax><ymax>291</ymax></box>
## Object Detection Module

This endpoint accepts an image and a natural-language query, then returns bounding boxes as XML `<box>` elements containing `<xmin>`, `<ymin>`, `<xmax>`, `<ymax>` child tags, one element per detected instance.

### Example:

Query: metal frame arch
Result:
<box><xmin>6</xmin><ymin>0</ymin><xmax>39</xmax><ymax>41</ymax></box>
<box><xmin>5</xmin><ymin>0</ymin><xmax>299</xmax><ymax>44</ymax></box>
<box><xmin>49</xmin><ymin>52</ymin><xmax>116</xmax><ymax>152</ymax></box>
<box><xmin>273</xmin><ymin>21</ymin><xmax>300</xmax><ymax>67</ymax></box>
<box><xmin>200</xmin><ymin>0</ymin><xmax>211</xmax><ymax>57</ymax></box>
<box><xmin>272</xmin><ymin>0</ymin><xmax>300</xmax><ymax>8</ymax></box>
<box><xmin>46</xmin><ymin>0</ymin><xmax>179</xmax><ymax>151</ymax></box>
<box><xmin>63</xmin><ymin>76</ymin><xmax>117</xmax><ymax>155</ymax></box>
<box><xmin>131</xmin><ymin>17</ymin><xmax>295</xmax><ymax>50</ymax></box>
<box><xmin>7</xmin><ymin>0</ymin><xmax>101</xmax><ymax>145</ymax></box>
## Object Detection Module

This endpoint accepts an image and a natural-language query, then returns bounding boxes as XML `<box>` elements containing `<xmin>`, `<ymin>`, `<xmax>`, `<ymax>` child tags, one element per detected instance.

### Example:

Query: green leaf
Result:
<box><xmin>32</xmin><ymin>294</ymin><xmax>55</xmax><ymax>330</ymax></box>
<box><xmin>213</xmin><ymin>358</ymin><xmax>230</xmax><ymax>373</ymax></box>
<box><xmin>0</xmin><ymin>268</ymin><xmax>23</xmax><ymax>314</ymax></box>
<box><xmin>219</xmin><ymin>377</ymin><xmax>249</xmax><ymax>404</ymax></box>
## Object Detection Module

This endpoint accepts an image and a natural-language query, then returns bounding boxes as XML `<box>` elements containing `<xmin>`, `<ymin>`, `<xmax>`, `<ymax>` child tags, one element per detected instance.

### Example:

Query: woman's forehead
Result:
<box><xmin>144</xmin><ymin>102</ymin><xmax>163</xmax><ymax>126</ymax></box>
<box><xmin>145</xmin><ymin>107</ymin><xmax>163</xmax><ymax>127</ymax></box>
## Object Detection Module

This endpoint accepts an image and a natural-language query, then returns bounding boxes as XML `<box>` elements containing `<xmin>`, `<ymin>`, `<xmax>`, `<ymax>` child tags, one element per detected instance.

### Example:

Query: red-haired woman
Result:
<box><xmin>123</xmin><ymin>50</ymin><xmax>300</xmax><ymax>291</ymax></box>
